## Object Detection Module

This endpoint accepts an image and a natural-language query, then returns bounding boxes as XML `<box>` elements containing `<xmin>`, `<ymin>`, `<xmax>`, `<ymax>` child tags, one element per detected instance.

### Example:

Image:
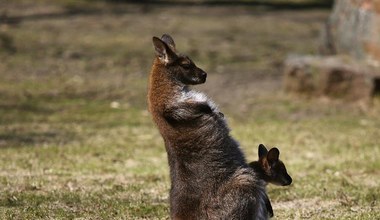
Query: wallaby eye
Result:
<box><xmin>181</xmin><ymin>63</ymin><xmax>191</xmax><ymax>69</ymax></box>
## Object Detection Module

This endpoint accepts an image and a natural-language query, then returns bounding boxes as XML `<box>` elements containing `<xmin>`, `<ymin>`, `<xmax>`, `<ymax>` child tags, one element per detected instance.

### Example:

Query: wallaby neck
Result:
<box><xmin>148</xmin><ymin>59</ymin><xmax>184</xmax><ymax>110</ymax></box>
<box><xmin>150</xmin><ymin>59</ymin><xmax>184</xmax><ymax>89</ymax></box>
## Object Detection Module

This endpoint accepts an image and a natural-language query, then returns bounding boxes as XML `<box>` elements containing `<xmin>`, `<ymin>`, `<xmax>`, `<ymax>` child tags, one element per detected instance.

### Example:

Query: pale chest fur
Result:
<box><xmin>177</xmin><ymin>89</ymin><xmax>219</xmax><ymax>113</ymax></box>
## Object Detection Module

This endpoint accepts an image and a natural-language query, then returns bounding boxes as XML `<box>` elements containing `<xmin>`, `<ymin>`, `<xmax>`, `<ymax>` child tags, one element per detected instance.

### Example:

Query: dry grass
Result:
<box><xmin>0</xmin><ymin>0</ymin><xmax>379</xmax><ymax>219</ymax></box>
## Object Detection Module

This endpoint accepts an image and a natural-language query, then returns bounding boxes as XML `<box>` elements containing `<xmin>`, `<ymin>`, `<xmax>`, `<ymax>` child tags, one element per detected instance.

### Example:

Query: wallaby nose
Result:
<box><xmin>200</xmin><ymin>71</ymin><xmax>207</xmax><ymax>83</ymax></box>
<box><xmin>201</xmin><ymin>71</ymin><xmax>207</xmax><ymax>79</ymax></box>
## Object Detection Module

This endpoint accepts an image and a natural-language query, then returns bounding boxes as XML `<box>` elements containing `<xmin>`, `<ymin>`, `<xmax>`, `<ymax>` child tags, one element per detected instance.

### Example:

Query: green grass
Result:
<box><xmin>0</xmin><ymin>0</ymin><xmax>379</xmax><ymax>219</ymax></box>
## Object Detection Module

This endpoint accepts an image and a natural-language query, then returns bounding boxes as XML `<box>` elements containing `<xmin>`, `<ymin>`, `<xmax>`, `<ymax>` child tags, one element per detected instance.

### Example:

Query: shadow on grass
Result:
<box><xmin>0</xmin><ymin>132</ymin><xmax>57</xmax><ymax>146</ymax></box>
<box><xmin>0</xmin><ymin>103</ymin><xmax>55</xmax><ymax>115</ymax></box>
<box><xmin>111</xmin><ymin>0</ymin><xmax>333</xmax><ymax>9</ymax></box>
<box><xmin>0</xmin><ymin>0</ymin><xmax>333</xmax><ymax>25</ymax></box>
<box><xmin>0</xmin><ymin>131</ymin><xmax>77</xmax><ymax>148</ymax></box>
<box><xmin>0</xmin><ymin>100</ymin><xmax>76</xmax><ymax>148</ymax></box>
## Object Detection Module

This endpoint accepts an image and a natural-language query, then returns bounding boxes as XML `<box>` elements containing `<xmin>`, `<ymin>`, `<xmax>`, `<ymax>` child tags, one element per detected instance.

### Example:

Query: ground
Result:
<box><xmin>0</xmin><ymin>0</ymin><xmax>379</xmax><ymax>219</ymax></box>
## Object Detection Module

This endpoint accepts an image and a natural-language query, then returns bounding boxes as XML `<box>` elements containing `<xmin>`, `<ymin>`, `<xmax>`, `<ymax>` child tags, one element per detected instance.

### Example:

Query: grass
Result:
<box><xmin>0</xmin><ymin>0</ymin><xmax>379</xmax><ymax>219</ymax></box>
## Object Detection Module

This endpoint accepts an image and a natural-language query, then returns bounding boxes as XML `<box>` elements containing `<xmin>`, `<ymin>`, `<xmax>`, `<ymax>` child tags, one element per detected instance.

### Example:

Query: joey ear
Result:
<box><xmin>258</xmin><ymin>144</ymin><xmax>268</xmax><ymax>158</ymax></box>
<box><xmin>267</xmin><ymin>148</ymin><xmax>280</xmax><ymax>163</ymax></box>
<box><xmin>152</xmin><ymin>36</ymin><xmax>177</xmax><ymax>65</ymax></box>
<box><xmin>161</xmin><ymin>34</ymin><xmax>176</xmax><ymax>52</ymax></box>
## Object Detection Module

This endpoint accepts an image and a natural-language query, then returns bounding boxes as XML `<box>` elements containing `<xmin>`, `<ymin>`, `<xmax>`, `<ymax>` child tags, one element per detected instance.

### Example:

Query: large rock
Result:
<box><xmin>285</xmin><ymin>0</ymin><xmax>380</xmax><ymax>102</ymax></box>
<box><xmin>284</xmin><ymin>55</ymin><xmax>380</xmax><ymax>102</ymax></box>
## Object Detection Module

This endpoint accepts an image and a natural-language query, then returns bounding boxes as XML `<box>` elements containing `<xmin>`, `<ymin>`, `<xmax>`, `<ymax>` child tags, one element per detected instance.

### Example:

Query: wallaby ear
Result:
<box><xmin>258</xmin><ymin>144</ymin><xmax>268</xmax><ymax>158</ymax></box>
<box><xmin>161</xmin><ymin>34</ymin><xmax>176</xmax><ymax>52</ymax></box>
<box><xmin>152</xmin><ymin>36</ymin><xmax>177</xmax><ymax>65</ymax></box>
<box><xmin>267</xmin><ymin>148</ymin><xmax>280</xmax><ymax>163</ymax></box>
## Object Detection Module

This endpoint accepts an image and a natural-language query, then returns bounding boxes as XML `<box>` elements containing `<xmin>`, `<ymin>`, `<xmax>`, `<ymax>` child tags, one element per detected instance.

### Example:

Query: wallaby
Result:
<box><xmin>148</xmin><ymin>34</ymin><xmax>270</xmax><ymax>219</ymax></box>
<box><xmin>248</xmin><ymin>144</ymin><xmax>293</xmax><ymax>218</ymax></box>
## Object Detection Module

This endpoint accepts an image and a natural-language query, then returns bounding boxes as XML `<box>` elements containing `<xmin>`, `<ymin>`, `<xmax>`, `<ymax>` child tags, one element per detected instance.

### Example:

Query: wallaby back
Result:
<box><xmin>148</xmin><ymin>34</ymin><xmax>270</xmax><ymax>219</ymax></box>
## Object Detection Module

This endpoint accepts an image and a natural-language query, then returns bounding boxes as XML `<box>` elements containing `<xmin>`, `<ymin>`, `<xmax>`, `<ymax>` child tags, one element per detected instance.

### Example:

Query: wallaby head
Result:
<box><xmin>152</xmin><ymin>34</ymin><xmax>207</xmax><ymax>85</ymax></box>
<box><xmin>257</xmin><ymin>144</ymin><xmax>292</xmax><ymax>186</ymax></box>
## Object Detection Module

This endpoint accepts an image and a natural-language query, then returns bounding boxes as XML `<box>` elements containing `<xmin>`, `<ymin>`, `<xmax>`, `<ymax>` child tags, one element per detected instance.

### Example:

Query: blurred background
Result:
<box><xmin>0</xmin><ymin>0</ymin><xmax>379</xmax><ymax>219</ymax></box>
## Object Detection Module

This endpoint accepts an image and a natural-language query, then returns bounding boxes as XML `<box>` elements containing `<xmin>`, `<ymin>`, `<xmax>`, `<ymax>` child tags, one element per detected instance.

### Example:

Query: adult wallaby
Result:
<box><xmin>248</xmin><ymin>144</ymin><xmax>293</xmax><ymax>218</ymax></box>
<box><xmin>148</xmin><ymin>34</ymin><xmax>270</xmax><ymax>220</ymax></box>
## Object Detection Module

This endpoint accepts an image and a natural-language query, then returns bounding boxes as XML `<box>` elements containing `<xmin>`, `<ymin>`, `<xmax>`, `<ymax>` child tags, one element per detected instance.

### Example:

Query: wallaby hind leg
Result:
<box><xmin>207</xmin><ymin>169</ymin><xmax>269</xmax><ymax>220</ymax></box>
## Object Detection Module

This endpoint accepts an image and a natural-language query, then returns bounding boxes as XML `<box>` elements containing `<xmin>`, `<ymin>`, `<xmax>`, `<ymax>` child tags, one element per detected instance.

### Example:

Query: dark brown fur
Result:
<box><xmin>248</xmin><ymin>144</ymin><xmax>293</xmax><ymax>218</ymax></box>
<box><xmin>148</xmin><ymin>34</ymin><xmax>269</xmax><ymax>220</ymax></box>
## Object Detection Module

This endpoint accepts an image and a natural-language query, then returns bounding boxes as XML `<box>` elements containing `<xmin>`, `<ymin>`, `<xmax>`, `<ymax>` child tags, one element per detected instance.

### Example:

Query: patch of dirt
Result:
<box><xmin>274</xmin><ymin>197</ymin><xmax>340</xmax><ymax>218</ymax></box>
<box><xmin>273</xmin><ymin>197</ymin><xmax>378</xmax><ymax>218</ymax></box>
<box><xmin>274</xmin><ymin>197</ymin><xmax>339</xmax><ymax>210</ymax></box>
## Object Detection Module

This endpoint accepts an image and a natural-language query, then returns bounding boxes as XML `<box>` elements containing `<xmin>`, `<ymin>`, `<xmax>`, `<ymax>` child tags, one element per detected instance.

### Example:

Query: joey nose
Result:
<box><xmin>283</xmin><ymin>175</ymin><xmax>292</xmax><ymax>186</ymax></box>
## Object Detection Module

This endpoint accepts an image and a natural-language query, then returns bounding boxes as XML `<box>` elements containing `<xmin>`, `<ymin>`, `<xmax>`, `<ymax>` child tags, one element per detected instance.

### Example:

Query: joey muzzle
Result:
<box><xmin>281</xmin><ymin>174</ymin><xmax>292</xmax><ymax>186</ymax></box>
